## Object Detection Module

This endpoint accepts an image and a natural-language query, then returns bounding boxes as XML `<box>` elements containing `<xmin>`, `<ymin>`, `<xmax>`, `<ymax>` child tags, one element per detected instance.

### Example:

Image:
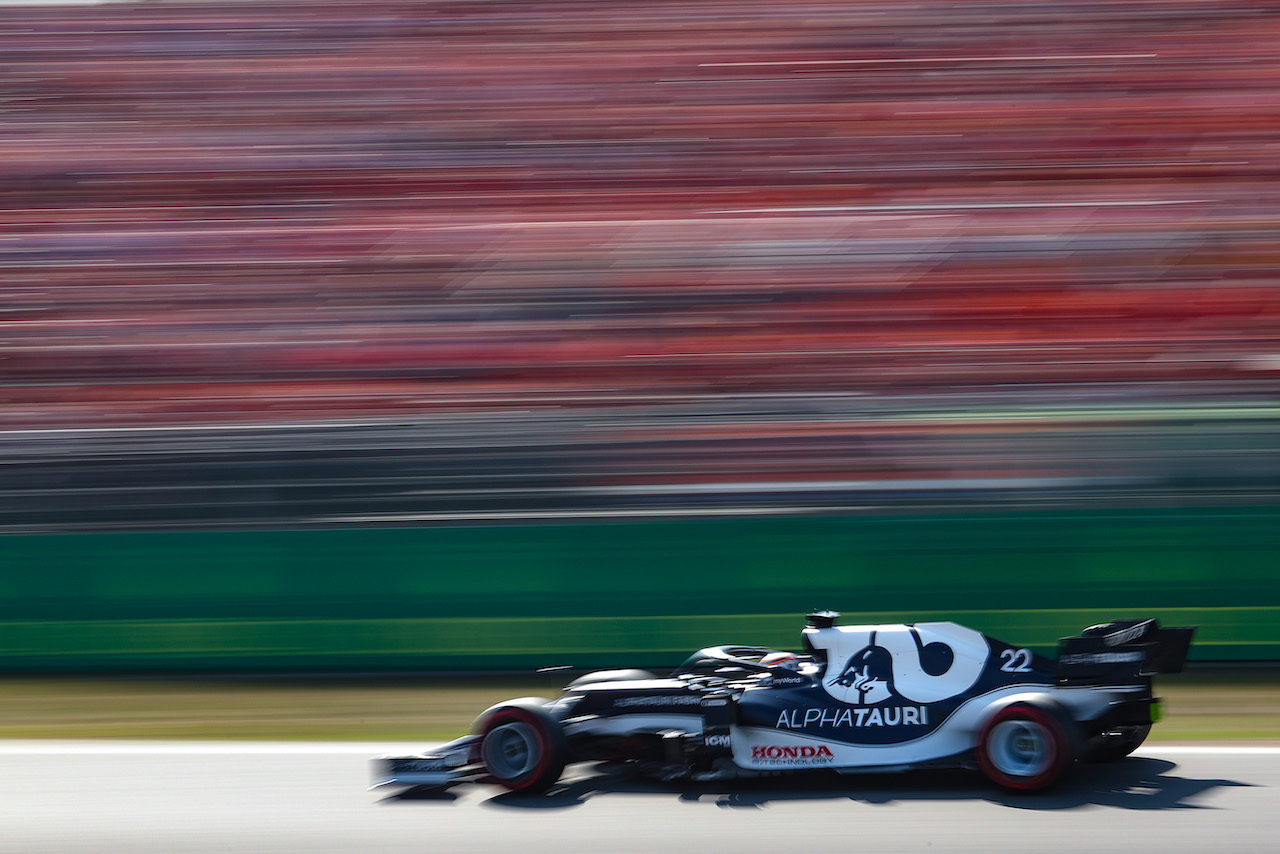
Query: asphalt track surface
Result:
<box><xmin>2</xmin><ymin>742</ymin><xmax>1276</xmax><ymax>853</ymax></box>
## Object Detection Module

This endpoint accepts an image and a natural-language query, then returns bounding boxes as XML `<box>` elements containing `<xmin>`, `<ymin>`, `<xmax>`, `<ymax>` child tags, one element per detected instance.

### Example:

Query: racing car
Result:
<box><xmin>372</xmin><ymin>611</ymin><xmax>1194</xmax><ymax>793</ymax></box>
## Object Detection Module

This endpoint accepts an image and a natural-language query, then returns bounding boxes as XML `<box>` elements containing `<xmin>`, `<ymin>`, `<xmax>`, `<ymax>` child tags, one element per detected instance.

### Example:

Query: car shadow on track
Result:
<box><xmin>392</xmin><ymin>757</ymin><xmax>1250</xmax><ymax>812</ymax></box>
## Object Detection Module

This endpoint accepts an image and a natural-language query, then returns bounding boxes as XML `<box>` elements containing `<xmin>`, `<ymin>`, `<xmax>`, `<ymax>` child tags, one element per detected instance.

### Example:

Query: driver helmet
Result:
<box><xmin>760</xmin><ymin>651</ymin><xmax>799</xmax><ymax>671</ymax></box>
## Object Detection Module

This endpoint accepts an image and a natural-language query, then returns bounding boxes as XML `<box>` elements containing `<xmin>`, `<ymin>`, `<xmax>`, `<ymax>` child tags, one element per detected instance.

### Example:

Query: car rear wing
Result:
<box><xmin>1055</xmin><ymin>619</ymin><xmax>1196</xmax><ymax>684</ymax></box>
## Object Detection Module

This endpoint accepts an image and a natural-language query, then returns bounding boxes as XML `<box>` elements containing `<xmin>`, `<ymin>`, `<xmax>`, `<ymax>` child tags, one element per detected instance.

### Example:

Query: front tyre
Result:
<box><xmin>478</xmin><ymin>703</ymin><xmax>566</xmax><ymax>794</ymax></box>
<box><xmin>977</xmin><ymin>703</ymin><xmax>1073</xmax><ymax>792</ymax></box>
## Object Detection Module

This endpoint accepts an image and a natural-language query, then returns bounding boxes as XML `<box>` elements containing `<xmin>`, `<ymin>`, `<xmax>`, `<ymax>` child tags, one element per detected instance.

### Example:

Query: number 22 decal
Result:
<box><xmin>1000</xmin><ymin>648</ymin><xmax>1033</xmax><ymax>673</ymax></box>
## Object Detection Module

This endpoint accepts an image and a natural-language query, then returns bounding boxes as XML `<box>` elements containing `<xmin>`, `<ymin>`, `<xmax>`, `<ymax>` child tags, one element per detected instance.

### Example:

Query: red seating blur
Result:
<box><xmin>2</xmin><ymin>0</ymin><xmax>1278</xmax><ymax>433</ymax></box>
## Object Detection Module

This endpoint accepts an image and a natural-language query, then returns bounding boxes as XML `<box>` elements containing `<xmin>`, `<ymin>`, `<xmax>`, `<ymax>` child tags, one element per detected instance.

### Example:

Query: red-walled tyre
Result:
<box><xmin>976</xmin><ymin>703</ymin><xmax>1073</xmax><ymax>792</ymax></box>
<box><xmin>477</xmin><ymin>702</ymin><xmax>567</xmax><ymax>794</ymax></box>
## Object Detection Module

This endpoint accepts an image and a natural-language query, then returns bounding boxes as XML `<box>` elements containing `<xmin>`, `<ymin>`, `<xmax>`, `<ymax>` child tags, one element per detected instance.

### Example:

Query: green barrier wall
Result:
<box><xmin>0</xmin><ymin>507</ymin><xmax>1277</xmax><ymax>671</ymax></box>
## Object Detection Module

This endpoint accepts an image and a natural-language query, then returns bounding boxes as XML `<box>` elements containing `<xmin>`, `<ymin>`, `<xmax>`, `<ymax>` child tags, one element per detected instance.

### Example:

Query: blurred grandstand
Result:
<box><xmin>2</xmin><ymin>0</ymin><xmax>1278</xmax><ymax>531</ymax></box>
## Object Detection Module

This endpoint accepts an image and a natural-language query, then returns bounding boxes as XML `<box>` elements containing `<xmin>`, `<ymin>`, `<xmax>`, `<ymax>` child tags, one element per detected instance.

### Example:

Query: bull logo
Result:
<box><xmin>814</xmin><ymin>623</ymin><xmax>988</xmax><ymax>706</ymax></box>
<box><xmin>829</xmin><ymin>642</ymin><xmax>893</xmax><ymax>705</ymax></box>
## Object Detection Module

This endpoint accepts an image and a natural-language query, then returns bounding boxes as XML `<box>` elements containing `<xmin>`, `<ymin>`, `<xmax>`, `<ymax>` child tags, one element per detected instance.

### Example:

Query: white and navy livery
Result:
<box><xmin>372</xmin><ymin>611</ymin><xmax>1194</xmax><ymax>793</ymax></box>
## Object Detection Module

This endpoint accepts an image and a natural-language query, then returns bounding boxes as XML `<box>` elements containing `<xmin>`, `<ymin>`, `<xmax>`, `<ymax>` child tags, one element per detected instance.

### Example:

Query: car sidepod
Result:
<box><xmin>732</xmin><ymin>622</ymin><xmax>1075</xmax><ymax>778</ymax></box>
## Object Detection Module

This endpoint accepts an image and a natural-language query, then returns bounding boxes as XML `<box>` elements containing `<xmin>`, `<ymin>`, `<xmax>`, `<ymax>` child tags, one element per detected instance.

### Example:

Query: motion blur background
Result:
<box><xmin>2</xmin><ymin>0</ymin><xmax>1278</xmax><ymax>672</ymax></box>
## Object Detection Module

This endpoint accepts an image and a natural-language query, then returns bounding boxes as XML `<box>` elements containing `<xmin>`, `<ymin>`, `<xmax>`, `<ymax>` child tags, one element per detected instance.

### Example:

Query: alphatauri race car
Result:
<box><xmin>372</xmin><ymin>612</ymin><xmax>1194</xmax><ymax>793</ymax></box>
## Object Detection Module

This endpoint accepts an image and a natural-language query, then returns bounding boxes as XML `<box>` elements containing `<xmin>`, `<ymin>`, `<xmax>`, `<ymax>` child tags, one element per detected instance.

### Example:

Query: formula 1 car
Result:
<box><xmin>372</xmin><ymin>612</ymin><xmax>1194</xmax><ymax>793</ymax></box>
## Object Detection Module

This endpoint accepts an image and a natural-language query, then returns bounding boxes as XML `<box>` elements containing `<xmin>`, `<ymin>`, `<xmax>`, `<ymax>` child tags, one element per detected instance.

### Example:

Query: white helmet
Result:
<box><xmin>761</xmin><ymin>651</ymin><xmax>799</xmax><ymax>671</ymax></box>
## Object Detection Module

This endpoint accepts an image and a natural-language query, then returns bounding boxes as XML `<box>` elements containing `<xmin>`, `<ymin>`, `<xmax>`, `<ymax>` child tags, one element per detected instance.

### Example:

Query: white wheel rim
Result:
<box><xmin>483</xmin><ymin>721</ymin><xmax>540</xmax><ymax>779</ymax></box>
<box><xmin>987</xmin><ymin>719</ymin><xmax>1053</xmax><ymax>777</ymax></box>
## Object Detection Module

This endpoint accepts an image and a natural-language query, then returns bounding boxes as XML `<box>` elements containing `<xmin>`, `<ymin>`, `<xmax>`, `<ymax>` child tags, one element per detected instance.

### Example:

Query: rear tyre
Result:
<box><xmin>1084</xmin><ymin>723</ymin><xmax>1151</xmax><ymax>763</ymax></box>
<box><xmin>977</xmin><ymin>703</ymin><xmax>1073</xmax><ymax>792</ymax></box>
<box><xmin>478</xmin><ymin>703</ymin><xmax>566</xmax><ymax>794</ymax></box>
